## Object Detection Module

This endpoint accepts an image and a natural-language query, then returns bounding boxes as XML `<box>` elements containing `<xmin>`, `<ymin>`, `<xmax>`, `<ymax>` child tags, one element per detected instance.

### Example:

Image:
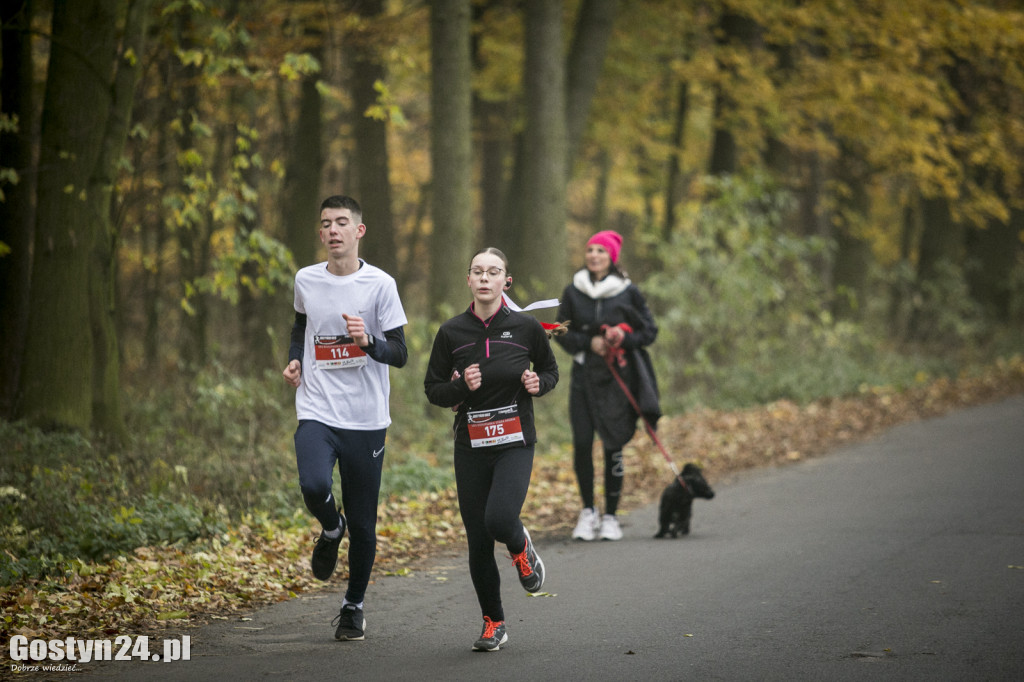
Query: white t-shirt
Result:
<box><xmin>293</xmin><ymin>260</ymin><xmax>408</xmax><ymax>429</ymax></box>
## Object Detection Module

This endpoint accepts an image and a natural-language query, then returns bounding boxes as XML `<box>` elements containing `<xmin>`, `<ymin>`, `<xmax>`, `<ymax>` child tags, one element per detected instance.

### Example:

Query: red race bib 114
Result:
<box><xmin>314</xmin><ymin>335</ymin><xmax>367</xmax><ymax>369</ymax></box>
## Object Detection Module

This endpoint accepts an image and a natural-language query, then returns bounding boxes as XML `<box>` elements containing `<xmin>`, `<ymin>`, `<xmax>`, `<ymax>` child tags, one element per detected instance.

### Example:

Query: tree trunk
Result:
<box><xmin>142</xmin><ymin>60</ymin><xmax>175</xmax><ymax>374</ymax></box>
<box><xmin>0</xmin><ymin>0</ymin><xmax>38</xmax><ymax>419</ymax></box>
<box><xmin>707</xmin><ymin>10</ymin><xmax>760</xmax><ymax>177</ymax></box>
<box><xmin>797</xmin><ymin>152</ymin><xmax>832</xmax><ymax>285</ymax></box>
<box><xmin>830</xmin><ymin>144</ymin><xmax>871</xmax><ymax>321</ymax></box>
<box><xmin>282</xmin><ymin>42</ymin><xmax>323</xmax><ymax>270</ymax></box>
<box><xmin>910</xmin><ymin>195</ymin><xmax>965</xmax><ymax>340</ymax></box>
<box><xmin>346</xmin><ymin>0</ymin><xmax>397</xmax><ymax>276</ymax></box>
<box><xmin>832</xmin><ymin>233</ymin><xmax>871</xmax><ymax>321</ymax></box>
<box><xmin>663</xmin><ymin>80</ymin><xmax>689</xmax><ymax>241</ymax></box>
<box><xmin>966</xmin><ymin>209</ymin><xmax>1020</xmax><ymax>323</ymax></box>
<box><xmin>476</xmin><ymin>97</ymin><xmax>511</xmax><ymax>247</ymax></box>
<box><xmin>86</xmin><ymin>0</ymin><xmax>151</xmax><ymax>442</ymax></box>
<box><xmin>19</xmin><ymin>0</ymin><xmax>125</xmax><ymax>430</ymax></box>
<box><xmin>222</xmin><ymin>0</ymin><xmax>274</xmax><ymax>374</ymax></box>
<box><xmin>916</xmin><ymin>196</ymin><xmax>964</xmax><ymax>285</ymax></box>
<box><xmin>236</xmin><ymin>139</ymin><xmax>274</xmax><ymax>372</ymax></box>
<box><xmin>472</xmin><ymin>1</ymin><xmax>514</xmax><ymax>248</ymax></box>
<box><xmin>513</xmin><ymin>0</ymin><xmax>568</xmax><ymax>300</ymax></box>
<box><xmin>593</xmin><ymin>148</ymin><xmax>611</xmax><ymax>234</ymax></box>
<box><xmin>565</xmin><ymin>0</ymin><xmax>618</xmax><ymax>166</ymax></box>
<box><xmin>888</xmin><ymin>202</ymin><xmax>918</xmax><ymax>339</ymax></box>
<box><xmin>175</xmin><ymin>13</ymin><xmax>209</xmax><ymax>369</ymax></box>
<box><xmin>498</xmin><ymin>135</ymin><xmax>528</xmax><ymax>262</ymax></box>
<box><xmin>708</xmin><ymin>93</ymin><xmax>737</xmax><ymax>176</ymax></box>
<box><xmin>429</xmin><ymin>0</ymin><xmax>474</xmax><ymax>315</ymax></box>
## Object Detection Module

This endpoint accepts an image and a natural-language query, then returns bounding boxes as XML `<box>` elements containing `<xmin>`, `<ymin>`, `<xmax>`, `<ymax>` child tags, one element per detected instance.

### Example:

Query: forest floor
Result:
<box><xmin>3</xmin><ymin>355</ymin><xmax>1024</xmax><ymax>646</ymax></box>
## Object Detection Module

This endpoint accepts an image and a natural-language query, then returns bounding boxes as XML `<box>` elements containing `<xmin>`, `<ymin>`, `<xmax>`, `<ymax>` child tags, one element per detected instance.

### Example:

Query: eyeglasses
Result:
<box><xmin>467</xmin><ymin>267</ymin><xmax>505</xmax><ymax>278</ymax></box>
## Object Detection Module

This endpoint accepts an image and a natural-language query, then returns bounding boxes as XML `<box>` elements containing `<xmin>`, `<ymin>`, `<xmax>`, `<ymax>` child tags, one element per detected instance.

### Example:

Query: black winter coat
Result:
<box><xmin>555</xmin><ymin>270</ymin><xmax>660</xmax><ymax>448</ymax></box>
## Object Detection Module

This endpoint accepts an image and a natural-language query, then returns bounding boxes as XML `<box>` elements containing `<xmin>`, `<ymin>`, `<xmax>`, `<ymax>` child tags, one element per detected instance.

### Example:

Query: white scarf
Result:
<box><xmin>572</xmin><ymin>268</ymin><xmax>631</xmax><ymax>299</ymax></box>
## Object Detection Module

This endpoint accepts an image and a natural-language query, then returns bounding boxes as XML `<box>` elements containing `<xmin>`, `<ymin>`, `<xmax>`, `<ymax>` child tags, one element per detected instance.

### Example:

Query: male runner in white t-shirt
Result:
<box><xmin>282</xmin><ymin>195</ymin><xmax>408</xmax><ymax>642</ymax></box>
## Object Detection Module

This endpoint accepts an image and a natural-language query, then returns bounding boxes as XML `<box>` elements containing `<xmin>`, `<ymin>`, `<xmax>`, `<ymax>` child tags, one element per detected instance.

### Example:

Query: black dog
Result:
<box><xmin>655</xmin><ymin>463</ymin><xmax>715</xmax><ymax>538</ymax></box>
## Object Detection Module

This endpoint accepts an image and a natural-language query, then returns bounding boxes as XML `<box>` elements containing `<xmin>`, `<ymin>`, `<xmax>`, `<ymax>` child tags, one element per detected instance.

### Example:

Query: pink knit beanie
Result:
<box><xmin>586</xmin><ymin>230</ymin><xmax>623</xmax><ymax>263</ymax></box>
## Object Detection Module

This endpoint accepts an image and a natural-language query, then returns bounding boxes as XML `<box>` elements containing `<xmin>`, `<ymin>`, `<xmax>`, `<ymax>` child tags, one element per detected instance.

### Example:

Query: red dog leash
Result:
<box><xmin>601</xmin><ymin>333</ymin><xmax>689</xmax><ymax>492</ymax></box>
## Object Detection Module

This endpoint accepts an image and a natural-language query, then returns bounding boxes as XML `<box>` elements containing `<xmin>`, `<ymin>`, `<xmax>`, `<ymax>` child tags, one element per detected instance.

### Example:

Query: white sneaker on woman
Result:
<box><xmin>572</xmin><ymin>507</ymin><xmax>600</xmax><ymax>541</ymax></box>
<box><xmin>599</xmin><ymin>514</ymin><xmax>623</xmax><ymax>541</ymax></box>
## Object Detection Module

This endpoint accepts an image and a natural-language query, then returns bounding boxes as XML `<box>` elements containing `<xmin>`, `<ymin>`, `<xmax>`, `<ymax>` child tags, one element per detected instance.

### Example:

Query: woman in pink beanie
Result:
<box><xmin>554</xmin><ymin>230</ymin><xmax>660</xmax><ymax>541</ymax></box>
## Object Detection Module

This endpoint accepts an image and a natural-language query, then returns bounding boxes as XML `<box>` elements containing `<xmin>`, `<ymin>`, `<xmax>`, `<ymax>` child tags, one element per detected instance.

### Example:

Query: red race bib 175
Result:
<box><xmin>467</xmin><ymin>404</ymin><xmax>525</xmax><ymax>448</ymax></box>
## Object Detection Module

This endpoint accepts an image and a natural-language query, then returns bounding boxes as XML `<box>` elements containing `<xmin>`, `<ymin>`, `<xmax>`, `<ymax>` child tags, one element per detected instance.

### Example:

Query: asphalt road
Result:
<box><xmin>73</xmin><ymin>395</ymin><xmax>1023</xmax><ymax>681</ymax></box>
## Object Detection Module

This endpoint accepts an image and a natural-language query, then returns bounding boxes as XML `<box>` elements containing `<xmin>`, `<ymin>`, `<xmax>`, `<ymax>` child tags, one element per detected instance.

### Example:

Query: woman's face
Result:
<box><xmin>585</xmin><ymin>243</ymin><xmax>612</xmax><ymax>278</ymax></box>
<box><xmin>467</xmin><ymin>252</ymin><xmax>508</xmax><ymax>306</ymax></box>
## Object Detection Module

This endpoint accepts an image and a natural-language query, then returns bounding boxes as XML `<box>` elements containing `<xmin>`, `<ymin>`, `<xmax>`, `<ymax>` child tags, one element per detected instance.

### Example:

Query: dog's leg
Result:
<box><xmin>655</xmin><ymin>487</ymin><xmax>674</xmax><ymax>538</ymax></box>
<box><xmin>680</xmin><ymin>499</ymin><xmax>693</xmax><ymax>535</ymax></box>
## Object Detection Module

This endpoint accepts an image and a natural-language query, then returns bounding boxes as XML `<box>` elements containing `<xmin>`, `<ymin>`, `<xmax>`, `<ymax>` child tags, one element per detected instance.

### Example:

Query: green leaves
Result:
<box><xmin>187</xmin><ymin>228</ymin><xmax>294</xmax><ymax>308</ymax></box>
<box><xmin>364</xmin><ymin>80</ymin><xmax>409</xmax><ymax>126</ymax></box>
<box><xmin>279</xmin><ymin>52</ymin><xmax>321</xmax><ymax>81</ymax></box>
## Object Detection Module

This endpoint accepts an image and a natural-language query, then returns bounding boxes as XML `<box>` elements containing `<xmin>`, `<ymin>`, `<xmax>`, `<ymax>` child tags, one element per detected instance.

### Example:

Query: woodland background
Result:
<box><xmin>1</xmin><ymin>0</ymin><xmax>1024</xmax><ymax>595</ymax></box>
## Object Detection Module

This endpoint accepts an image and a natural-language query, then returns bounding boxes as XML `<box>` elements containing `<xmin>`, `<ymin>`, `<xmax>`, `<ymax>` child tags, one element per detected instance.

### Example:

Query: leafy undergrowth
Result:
<box><xmin>2</xmin><ymin>356</ymin><xmax>1023</xmax><ymax>647</ymax></box>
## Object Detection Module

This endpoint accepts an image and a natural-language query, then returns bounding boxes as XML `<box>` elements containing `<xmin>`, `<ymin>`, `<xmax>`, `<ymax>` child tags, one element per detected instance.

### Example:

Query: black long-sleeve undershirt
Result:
<box><xmin>288</xmin><ymin>312</ymin><xmax>408</xmax><ymax>368</ymax></box>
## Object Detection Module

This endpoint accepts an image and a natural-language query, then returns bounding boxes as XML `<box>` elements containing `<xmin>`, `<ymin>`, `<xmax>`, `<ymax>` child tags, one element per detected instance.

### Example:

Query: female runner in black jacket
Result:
<box><xmin>555</xmin><ymin>230</ymin><xmax>659</xmax><ymax>542</ymax></box>
<box><xmin>424</xmin><ymin>247</ymin><xmax>559</xmax><ymax>652</ymax></box>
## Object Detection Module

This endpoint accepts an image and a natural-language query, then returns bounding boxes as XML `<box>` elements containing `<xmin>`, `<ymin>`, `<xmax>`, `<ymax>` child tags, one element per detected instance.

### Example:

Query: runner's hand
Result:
<box><xmin>522</xmin><ymin>369</ymin><xmax>540</xmax><ymax>395</ymax></box>
<box><xmin>283</xmin><ymin>359</ymin><xmax>302</xmax><ymax>387</ymax></box>
<box><xmin>463</xmin><ymin>363</ymin><xmax>482</xmax><ymax>391</ymax></box>
<box><xmin>450</xmin><ymin>370</ymin><xmax>463</xmax><ymax>411</ymax></box>
<box><xmin>342</xmin><ymin>313</ymin><xmax>369</xmax><ymax>346</ymax></box>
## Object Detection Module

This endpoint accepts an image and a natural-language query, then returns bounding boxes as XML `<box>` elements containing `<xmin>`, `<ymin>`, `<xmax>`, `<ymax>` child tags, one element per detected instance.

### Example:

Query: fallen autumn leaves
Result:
<box><xmin>2</xmin><ymin>356</ymin><xmax>1022</xmax><ymax>647</ymax></box>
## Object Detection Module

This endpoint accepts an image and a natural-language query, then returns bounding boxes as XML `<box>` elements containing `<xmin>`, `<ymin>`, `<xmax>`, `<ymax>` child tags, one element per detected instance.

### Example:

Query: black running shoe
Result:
<box><xmin>510</xmin><ymin>528</ymin><xmax>545</xmax><ymax>593</ymax></box>
<box><xmin>332</xmin><ymin>603</ymin><xmax>365</xmax><ymax>641</ymax></box>
<box><xmin>472</xmin><ymin>616</ymin><xmax>507</xmax><ymax>652</ymax></box>
<box><xmin>311</xmin><ymin>514</ymin><xmax>346</xmax><ymax>581</ymax></box>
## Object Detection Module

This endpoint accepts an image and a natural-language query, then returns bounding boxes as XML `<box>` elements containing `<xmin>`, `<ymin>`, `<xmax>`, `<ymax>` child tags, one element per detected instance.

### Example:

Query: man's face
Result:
<box><xmin>319</xmin><ymin>207</ymin><xmax>365</xmax><ymax>258</ymax></box>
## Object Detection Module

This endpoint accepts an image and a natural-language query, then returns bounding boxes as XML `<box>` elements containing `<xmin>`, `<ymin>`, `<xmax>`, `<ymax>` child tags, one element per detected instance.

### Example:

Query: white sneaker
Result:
<box><xmin>572</xmin><ymin>507</ymin><xmax>600</xmax><ymax>541</ymax></box>
<box><xmin>599</xmin><ymin>514</ymin><xmax>623</xmax><ymax>541</ymax></box>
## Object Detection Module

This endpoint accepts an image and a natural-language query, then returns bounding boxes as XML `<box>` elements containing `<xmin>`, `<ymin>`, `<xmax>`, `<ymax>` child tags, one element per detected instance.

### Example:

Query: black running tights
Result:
<box><xmin>294</xmin><ymin>420</ymin><xmax>386</xmax><ymax>605</ymax></box>
<box><xmin>453</xmin><ymin>442</ymin><xmax>533</xmax><ymax>623</ymax></box>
